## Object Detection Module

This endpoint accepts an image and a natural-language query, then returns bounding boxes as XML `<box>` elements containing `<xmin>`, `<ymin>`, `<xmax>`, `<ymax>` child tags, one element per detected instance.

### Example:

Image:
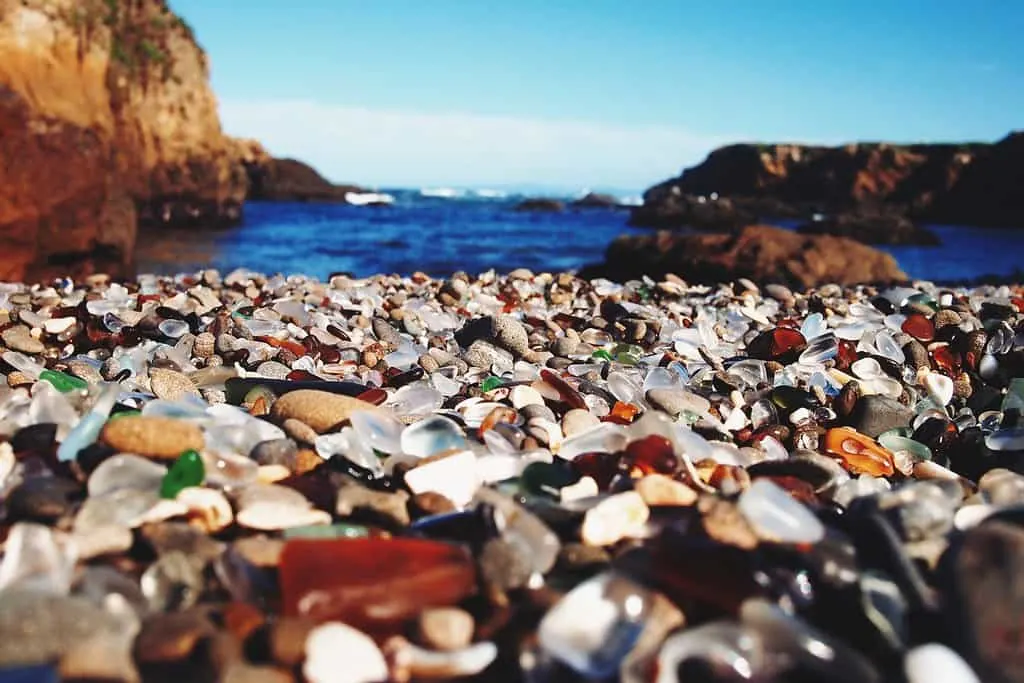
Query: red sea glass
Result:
<box><xmin>279</xmin><ymin>538</ymin><xmax>477</xmax><ymax>634</ymax></box>
<box><xmin>901</xmin><ymin>314</ymin><xmax>935</xmax><ymax>343</ymax></box>
<box><xmin>625</xmin><ymin>435</ymin><xmax>678</xmax><ymax>475</ymax></box>
<box><xmin>747</xmin><ymin>328</ymin><xmax>807</xmax><ymax>362</ymax></box>
<box><xmin>539</xmin><ymin>369</ymin><xmax>587</xmax><ymax>410</ymax></box>
<box><xmin>835</xmin><ymin>339</ymin><xmax>858</xmax><ymax>371</ymax></box>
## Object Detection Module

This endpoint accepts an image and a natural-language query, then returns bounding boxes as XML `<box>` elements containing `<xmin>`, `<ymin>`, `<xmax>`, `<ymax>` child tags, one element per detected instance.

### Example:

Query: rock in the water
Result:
<box><xmin>904</xmin><ymin>643</ymin><xmax>980</xmax><ymax>683</ymax></box>
<box><xmin>581</xmin><ymin>225</ymin><xmax>907</xmax><ymax>288</ymax></box>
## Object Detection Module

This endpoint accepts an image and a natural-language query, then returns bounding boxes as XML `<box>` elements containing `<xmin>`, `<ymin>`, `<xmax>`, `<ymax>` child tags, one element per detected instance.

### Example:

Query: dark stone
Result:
<box><xmin>5</xmin><ymin>477</ymin><xmax>79</xmax><ymax>523</ymax></box>
<box><xmin>946</xmin><ymin>520</ymin><xmax>1024</xmax><ymax>683</ymax></box>
<box><xmin>454</xmin><ymin>316</ymin><xmax>496</xmax><ymax>349</ymax></box>
<box><xmin>10</xmin><ymin>423</ymin><xmax>57</xmax><ymax>456</ymax></box>
<box><xmin>848</xmin><ymin>395</ymin><xmax>915</xmax><ymax>438</ymax></box>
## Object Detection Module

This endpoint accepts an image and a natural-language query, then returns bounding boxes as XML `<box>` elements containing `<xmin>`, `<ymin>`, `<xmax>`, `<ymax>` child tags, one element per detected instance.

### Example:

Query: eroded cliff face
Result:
<box><xmin>0</xmin><ymin>0</ymin><xmax>250</xmax><ymax>280</ymax></box>
<box><xmin>632</xmin><ymin>137</ymin><xmax>1024</xmax><ymax>229</ymax></box>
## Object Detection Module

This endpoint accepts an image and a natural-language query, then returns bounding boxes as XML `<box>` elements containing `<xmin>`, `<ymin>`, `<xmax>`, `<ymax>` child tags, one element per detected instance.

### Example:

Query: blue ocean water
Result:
<box><xmin>136</xmin><ymin>191</ymin><xmax>1024</xmax><ymax>283</ymax></box>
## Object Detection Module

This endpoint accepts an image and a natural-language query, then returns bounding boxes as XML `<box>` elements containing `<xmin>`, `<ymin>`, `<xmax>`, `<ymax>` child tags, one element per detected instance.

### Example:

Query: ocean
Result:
<box><xmin>136</xmin><ymin>190</ymin><xmax>1024</xmax><ymax>283</ymax></box>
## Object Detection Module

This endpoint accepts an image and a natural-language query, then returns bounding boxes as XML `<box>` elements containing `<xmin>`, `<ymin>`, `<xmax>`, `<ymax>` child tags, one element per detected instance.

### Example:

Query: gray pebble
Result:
<box><xmin>464</xmin><ymin>339</ymin><xmax>513</xmax><ymax>371</ymax></box>
<box><xmin>850</xmin><ymin>395</ymin><xmax>915</xmax><ymax>438</ymax></box>
<box><xmin>478</xmin><ymin>538</ymin><xmax>533</xmax><ymax>590</ymax></box>
<box><xmin>521</xmin><ymin>404</ymin><xmax>557</xmax><ymax>423</ymax></box>
<box><xmin>552</xmin><ymin>336</ymin><xmax>579</xmax><ymax>357</ymax></box>
<box><xmin>250</xmin><ymin>439</ymin><xmax>299</xmax><ymax>470</ymax></box>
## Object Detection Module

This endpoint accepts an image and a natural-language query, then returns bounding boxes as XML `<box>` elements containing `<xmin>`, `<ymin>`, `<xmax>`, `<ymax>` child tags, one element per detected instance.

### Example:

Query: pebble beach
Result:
<box><xmin>0</xmin><ymin>265</ymin><xmax>1022</xmax><ymax>683</ymax></box>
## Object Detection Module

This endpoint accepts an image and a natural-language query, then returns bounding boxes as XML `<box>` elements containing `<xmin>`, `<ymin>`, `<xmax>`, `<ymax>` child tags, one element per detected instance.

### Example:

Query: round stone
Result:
<box><xmin>416</xmin><ymin>607</ymin><xmax>475</xmax><ymax>651</ymax></box>
<box><xmin>100</xmin><ymin>416</ymin><xmax>205</xmax><ymax>461</ymax></box>
<box><xmin>149</xmin><ymin>368</ymin><xmax>201</xmax><ymax>402</ymax></box>
<box><xmin>270</xmin><ymin>390</ymin><xmax>384</xmax><ymax>433</ymax></box>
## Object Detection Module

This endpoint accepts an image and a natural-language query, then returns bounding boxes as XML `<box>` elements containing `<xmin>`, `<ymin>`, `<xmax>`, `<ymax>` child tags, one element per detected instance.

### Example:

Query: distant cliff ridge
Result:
<box><xmin>632</xmin><ymin>132</ymin><xmax>1024</xmax><ymax>229</ymax></box>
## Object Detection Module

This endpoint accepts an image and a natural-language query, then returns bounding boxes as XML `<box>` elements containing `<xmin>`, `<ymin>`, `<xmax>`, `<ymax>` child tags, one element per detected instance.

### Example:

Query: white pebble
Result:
<box><xmin>904</xmin><ymin>643</ymin><xmax>979</xmax><ymax>683</ymax></box>
<box><xmin>304</xmin><ymin>622</ymin><xmax>389</xmax><ymax>683</ymax></box>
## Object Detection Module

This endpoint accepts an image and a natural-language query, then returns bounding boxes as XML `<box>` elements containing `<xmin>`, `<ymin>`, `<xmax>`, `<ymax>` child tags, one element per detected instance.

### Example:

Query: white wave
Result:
<box><xmin>345</xmin><ymin>191</ymin><xmax>395</xmax><ymax>206</ymax></box>
<box><xmin>471</xmin><ymin>188</ymin><xmax>507</xmax><ymax>199</ymax></box>
<box><xmin>618</xmin><ymin>195</ymin><xmax>644</xmax><ymax>206</ymax></box>
<box><xmin>420</xmin><ymin>187</ymin><xmax>465</xmax><ymax>199</ymax></box>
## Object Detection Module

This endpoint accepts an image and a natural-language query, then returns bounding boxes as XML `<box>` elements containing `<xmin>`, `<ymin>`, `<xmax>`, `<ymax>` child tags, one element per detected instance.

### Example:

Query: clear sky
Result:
<box><xmin>170</xmin><ymin>0</ymin><xmax>1023</xmax><ymax>192</ymax></box>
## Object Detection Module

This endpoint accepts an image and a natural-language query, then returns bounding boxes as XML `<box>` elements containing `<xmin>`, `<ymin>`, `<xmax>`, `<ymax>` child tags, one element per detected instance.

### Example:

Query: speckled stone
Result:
<box><xmin>101</xmin><ymin>416</ymin><xmax>205</xmax><ymax>461</ymax></box>
<box><xmin>270</xmin><ymin>390</ymin><xmax>384</xmax><ymax>433</ymax></box>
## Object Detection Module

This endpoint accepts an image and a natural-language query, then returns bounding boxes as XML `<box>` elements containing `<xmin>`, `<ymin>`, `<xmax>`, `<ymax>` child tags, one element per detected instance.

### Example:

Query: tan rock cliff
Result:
<box><xmin>0</xmin><ymin>0</ymin><xmax>249</xmax><ymax>281</ymax></box>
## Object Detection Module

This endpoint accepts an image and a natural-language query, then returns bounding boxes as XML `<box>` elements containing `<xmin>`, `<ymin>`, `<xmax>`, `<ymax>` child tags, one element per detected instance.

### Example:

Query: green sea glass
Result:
<box><xmin>40</xmin><ymin>370</ymin><xmax>88</xmax><ymax>393</ymax></box>
<box><xmin>160</xmin><ymin>450</ymin><xmax>205</xmax><ymax>499</ymax></box>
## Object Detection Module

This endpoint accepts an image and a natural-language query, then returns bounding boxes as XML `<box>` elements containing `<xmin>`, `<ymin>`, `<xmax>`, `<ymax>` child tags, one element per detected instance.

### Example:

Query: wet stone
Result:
<box><xmin>2</xmin><ymin>325</ymin><xmax>45</xmax><ymax>354</ymax></box>
<box><xmin>0</xmin><ymin>591</ymin><xmax>131</xmax><ymax>668</ymax></box>
<box><xmin>5</xmin><ymin>477</ymin><xmax>78</xmax><ymax>523</ymax></box>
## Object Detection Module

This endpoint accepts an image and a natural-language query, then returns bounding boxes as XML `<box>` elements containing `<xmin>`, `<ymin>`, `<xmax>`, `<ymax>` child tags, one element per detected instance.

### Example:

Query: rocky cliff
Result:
<box><xmin>633</xmin><ymin>134</ymin><xmax>1023</xmax><ymax>229</ymax></box>
<box><xmin>0</xmin><ymin>0</ymin><xmax>256</xmax><ymax>281</ymax></box>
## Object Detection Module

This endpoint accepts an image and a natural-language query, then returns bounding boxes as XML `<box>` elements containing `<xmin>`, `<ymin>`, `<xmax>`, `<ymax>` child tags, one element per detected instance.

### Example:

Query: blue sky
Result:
<box><xmin>171</xmin><ymin>0</ymin><xmax>1023</xmax><ymax>191</ymax></box>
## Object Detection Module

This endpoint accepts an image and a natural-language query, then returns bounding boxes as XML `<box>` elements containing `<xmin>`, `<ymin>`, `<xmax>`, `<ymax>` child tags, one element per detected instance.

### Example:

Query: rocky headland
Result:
<box><xmin>631</xmin><ymin>133</ymin><xmax>1024</xmax><ymax>234</ymax></box>
<box><xmin>0</xmin><ymin>0</ymin><xmax>362</xmax><ymax>283</ymax></box>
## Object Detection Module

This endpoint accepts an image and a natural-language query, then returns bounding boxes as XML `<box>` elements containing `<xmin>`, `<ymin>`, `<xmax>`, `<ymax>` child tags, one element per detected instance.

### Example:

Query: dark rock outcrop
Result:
<box><xmin>796</xmin><ymin>213</ymin><xmax>940</xmax><ymax>246</ymax></box>
<box><xmin>924</xmin><ymin>132</ymin><xmax>1024</xmax><ymax>227</ymax></box>
<box><xmin>627</xmin><ymin>193</ymin><xmax>755</xmax><ymax>231</ymax></box>
<box><xmin>243</xmin><ymin>153</ymin><xmax>365</xmax><ymax>203</ymax></box>
<box><xmin>580</xmin><ymin>224</ymin><xmax>908</xmax><ymax>288</ymax></box>
<box><xmin>633</xmin><ymin>135</ymin><xmax>1024</xmax><ymax>230</ymax></box>
<box><xmin>514</xmin><ymin>198</ymin><xmax>565</xmax><ymax>212</ymax></box>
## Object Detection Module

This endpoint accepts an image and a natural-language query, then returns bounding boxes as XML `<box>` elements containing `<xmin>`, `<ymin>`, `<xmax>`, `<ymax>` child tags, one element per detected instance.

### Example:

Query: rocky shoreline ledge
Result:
<box><xmin>0</xmin><ymin>266</ymin><xmax>1021</xmax><ymax>682</ymax></box>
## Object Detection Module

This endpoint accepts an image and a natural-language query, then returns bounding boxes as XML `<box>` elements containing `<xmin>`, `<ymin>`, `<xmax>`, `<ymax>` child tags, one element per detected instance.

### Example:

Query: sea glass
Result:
<box><xmin>278</xmin><ymin>538</ymin><xmax>477</xmax><ymax>634</ymax></box>
<box><xmin>824</xmin><ymin>427</ymin><xmax>895</xmax><ymax>477</ymax></box>
<box><xmin>538</xmin><ymin>572</ymin><xmax>652</xmax><ymax>679</ymax></box>
<box><xmin>57</xmin><ymin>382</ymin><xmax>121</xmax><ymax>462</ymax></box>
<box><xmin>159</xmin><ymin>450</ymin><xmax>205</xmax><ymax>499</ymax></box>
